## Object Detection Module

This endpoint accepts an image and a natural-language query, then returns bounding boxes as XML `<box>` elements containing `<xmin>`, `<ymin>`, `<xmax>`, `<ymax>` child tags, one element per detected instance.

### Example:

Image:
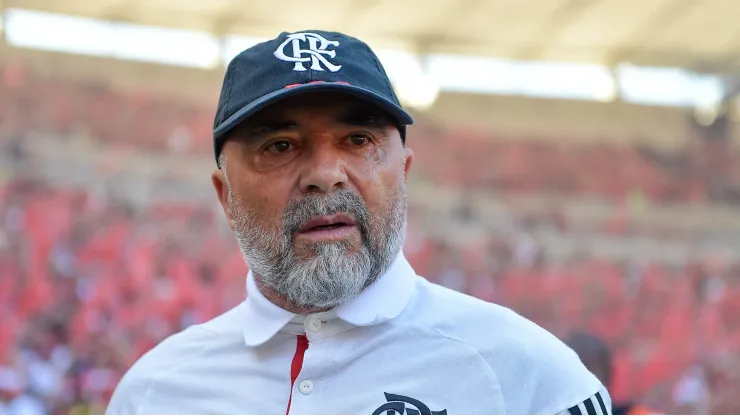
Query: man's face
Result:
<box><xmin>212</xmin><ymin>92</ymin><xmax>413</xmax><ymax>311</ymax></box>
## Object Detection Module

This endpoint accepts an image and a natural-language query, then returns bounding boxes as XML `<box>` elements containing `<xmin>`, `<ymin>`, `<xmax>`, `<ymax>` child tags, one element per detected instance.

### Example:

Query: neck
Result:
<box><xmin>253</xmin><ymin>274</ymin><xmax>331</xmax><ymax>315</ymax></box>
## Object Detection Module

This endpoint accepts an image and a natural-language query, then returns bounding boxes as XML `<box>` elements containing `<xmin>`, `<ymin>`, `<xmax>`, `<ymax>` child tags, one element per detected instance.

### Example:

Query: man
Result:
<box><xmin>564</xmin><ymin>332</ymin><xmax>658</xmax><ymax>415</ymax></box>
<box><xmin>107</xmin><ymin>30</ymin><xmax>611</xmax><ymax>415</ymax></box>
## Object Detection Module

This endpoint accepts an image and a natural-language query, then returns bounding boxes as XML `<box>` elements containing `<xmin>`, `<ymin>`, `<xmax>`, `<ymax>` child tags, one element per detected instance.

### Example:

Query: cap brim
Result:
<box><xmin>213</xmin><ymin>83</ymin><xmax>414</xmax><ymax>140</ymax></box>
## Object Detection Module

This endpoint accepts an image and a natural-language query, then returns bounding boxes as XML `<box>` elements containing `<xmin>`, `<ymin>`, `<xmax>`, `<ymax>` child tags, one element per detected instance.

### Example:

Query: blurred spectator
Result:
<box><xmin>565</xmin><ymin>332</ymin><xmax>662</xmax><ymax>415</ymax></box>
<box><xmin>672</xmin><ymin>364</ymin><xmax>711</xmax><ymax>414</ymax></box>
<box><xmin>0</xmin><ymin>366</ymin><xmax>46</xmax><ymax>415</ymax></box>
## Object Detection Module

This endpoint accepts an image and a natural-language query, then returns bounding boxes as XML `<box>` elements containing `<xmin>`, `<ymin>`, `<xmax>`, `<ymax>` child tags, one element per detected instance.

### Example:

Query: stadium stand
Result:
<box><xmin>2</xmin><ymin>63</ymin><xmax>740</xmax><ymax>414</ymax></box>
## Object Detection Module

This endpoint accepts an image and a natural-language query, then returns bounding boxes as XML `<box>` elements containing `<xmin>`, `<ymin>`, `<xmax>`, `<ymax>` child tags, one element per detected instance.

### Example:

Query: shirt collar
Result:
<box><xmin>240</xmin><ymin>251</ymin><xmax>417</xmax><ymax>347</ymax></box>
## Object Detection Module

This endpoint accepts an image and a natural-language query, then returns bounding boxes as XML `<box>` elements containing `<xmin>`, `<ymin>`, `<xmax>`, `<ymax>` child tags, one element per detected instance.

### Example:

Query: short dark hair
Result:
<box><xmin>563</xmin><ymin>332</ymin><xmax>613</xmax><ymax>386</ymax></box>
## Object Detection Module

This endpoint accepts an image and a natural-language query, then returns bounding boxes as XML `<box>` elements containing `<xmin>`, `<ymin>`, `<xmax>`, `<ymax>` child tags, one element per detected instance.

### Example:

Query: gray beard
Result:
<box><xmin>226</xmin><ymin>179</ymin><xmax>407</xmax><ymax>310</ymax></box>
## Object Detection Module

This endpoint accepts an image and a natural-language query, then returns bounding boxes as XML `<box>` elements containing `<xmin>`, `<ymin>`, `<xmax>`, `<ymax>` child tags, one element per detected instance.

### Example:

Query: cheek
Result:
<box><xmin>232</xmin><ymin>177</ymin><xmax>290</xmax><ymax>230</ymax></box>
<box><xmin>370</xmin><ymin>146</ymin><xmax>388</xmax><ymax>168</ymax></box>
<box><xmin>359</xmin><ymin>163</ymin><xmax>405</xmax><ymax>223</ymax></box>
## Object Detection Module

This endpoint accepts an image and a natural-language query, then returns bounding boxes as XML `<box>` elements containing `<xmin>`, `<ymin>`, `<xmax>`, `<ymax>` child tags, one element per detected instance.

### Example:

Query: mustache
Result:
<box><xmin>282</xmin><ymin>189</ymin><xmax>371</xmax><ymax>237</ymax></box>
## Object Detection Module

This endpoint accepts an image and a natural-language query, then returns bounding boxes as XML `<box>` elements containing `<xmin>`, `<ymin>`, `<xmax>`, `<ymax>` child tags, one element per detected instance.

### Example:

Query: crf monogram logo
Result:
<box><xmin>372</xmin><ymin>393</ymin><xmax>447</xmax><ymax>415</ymax></box>
<box><xmin>273</xmin><ymin>32</ymin><xmax>342</xmax><ymax>72</ymax></box>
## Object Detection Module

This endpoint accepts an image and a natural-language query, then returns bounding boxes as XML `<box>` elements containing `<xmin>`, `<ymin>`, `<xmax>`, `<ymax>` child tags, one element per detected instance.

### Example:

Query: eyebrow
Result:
<box><xmin>337</xmin><ymin>106</ymin><xmax>392</xmax><ymax>128</ymax></box>
<box><xmin>236</xmin><ymin>106</ymin><xmax>392</xmax><ymax>140</ymax></box>
<box><xmin>239</xmin><ymin>120</ymin><xmax>299</xmax><ymax>140</ymax></box>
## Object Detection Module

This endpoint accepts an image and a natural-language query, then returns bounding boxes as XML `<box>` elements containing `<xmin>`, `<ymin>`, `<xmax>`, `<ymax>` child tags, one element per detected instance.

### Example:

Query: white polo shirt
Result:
<box><xmin>107</xmin><ymin>253</ymin><xmax>611</xmax><ymax>415</ymax></box>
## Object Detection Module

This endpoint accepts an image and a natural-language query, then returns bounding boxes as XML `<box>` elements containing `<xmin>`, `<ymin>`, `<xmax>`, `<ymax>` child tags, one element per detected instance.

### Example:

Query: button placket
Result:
<box><xmin>288</xmin><ymin>333</ymin><xmax>335</xmax><ymax>413</ymax></box>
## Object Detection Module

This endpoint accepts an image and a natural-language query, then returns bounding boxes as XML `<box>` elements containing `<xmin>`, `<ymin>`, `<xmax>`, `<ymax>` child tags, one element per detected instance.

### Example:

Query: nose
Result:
<box><xmin>297</xmin><ymin>140</ymin><xmax>348</xmax><ymax>194</ymax></box>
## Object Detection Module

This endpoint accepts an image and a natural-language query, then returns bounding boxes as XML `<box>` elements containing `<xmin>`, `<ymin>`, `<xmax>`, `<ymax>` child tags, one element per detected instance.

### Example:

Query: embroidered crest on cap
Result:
<box><xmin>273</xmin><ymin>32</ymin><xmax>342</xmax><ymax>72</ymax></box>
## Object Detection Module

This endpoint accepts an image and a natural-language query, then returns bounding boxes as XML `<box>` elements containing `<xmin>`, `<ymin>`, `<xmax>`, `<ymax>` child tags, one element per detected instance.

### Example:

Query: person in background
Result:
<box><xmin>0</xmin><ymin>367</ymin><xmax>46</xmax><ymax>415</ymax></box>
<box><xmin>565</xmin><ymin>332</ymin><xmax>660</xmax><ymax>415</ymax></box>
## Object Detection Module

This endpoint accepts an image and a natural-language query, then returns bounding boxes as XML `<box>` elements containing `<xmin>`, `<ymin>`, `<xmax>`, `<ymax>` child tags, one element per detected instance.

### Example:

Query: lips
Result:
<box><xmin>298</xmin><ymin>214</ymin><xmax>357</xmax><ymax>233</ymax></box>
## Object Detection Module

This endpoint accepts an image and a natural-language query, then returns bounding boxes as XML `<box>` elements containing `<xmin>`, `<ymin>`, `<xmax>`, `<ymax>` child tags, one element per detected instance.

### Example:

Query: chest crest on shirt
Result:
<box><xmin>372</xmin><ymin>392</ymin><xmax>448</xmax><ymax>415</ymax></box>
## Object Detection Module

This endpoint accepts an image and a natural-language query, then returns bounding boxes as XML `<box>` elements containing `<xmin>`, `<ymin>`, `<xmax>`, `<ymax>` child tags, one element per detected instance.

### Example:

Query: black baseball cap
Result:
<box><xmin>212</xmin><ymin>30</ymin><xmax>414</xmax><ymax>165</ymax></box>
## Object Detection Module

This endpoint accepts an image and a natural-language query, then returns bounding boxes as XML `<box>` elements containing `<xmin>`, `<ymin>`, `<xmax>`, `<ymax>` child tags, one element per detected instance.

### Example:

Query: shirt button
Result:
<box><xmin>306</xmin><ymin>316</ymin><xmax>322</xmax><ymax>333</ymax></box>
<box><xmin>299</xmin><ymin>380</ymin><xmax>313</xmax><ymax>395</ymax></box>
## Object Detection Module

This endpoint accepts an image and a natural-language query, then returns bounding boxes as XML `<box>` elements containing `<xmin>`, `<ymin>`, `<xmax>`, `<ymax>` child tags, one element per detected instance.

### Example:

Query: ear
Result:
<box><xmin>211</xmin><ymin>168</ymin><xmax>236</xmax><ymax>231</ymax></box>
<box><xmin>402</xmin><ymin>147</ymin><xmax>414</xmax><ymax>182</ymax></box>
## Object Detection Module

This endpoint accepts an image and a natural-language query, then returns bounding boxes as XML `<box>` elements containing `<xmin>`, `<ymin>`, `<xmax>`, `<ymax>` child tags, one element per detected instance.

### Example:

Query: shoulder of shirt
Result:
<box><xmin>106</xmin><ymin>305</ymin><xmax>242</xmax><ymax>415</ymax></box>
<box><xmin>401</xmin><ymin>277</ymin><xmax>605</xmax><ymax>414</ymax></box>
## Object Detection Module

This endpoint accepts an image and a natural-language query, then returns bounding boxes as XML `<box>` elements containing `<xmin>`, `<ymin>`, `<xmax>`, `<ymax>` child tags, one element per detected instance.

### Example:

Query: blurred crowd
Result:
<box><xmin>2</xmin><ymin>63</ymin><xmax>740</xmax><ymax>414</ymax></box>
<box><xmin>409</xmin><ymin>120</ymin><xmax>740</xmax><ymax>206</ymax></box>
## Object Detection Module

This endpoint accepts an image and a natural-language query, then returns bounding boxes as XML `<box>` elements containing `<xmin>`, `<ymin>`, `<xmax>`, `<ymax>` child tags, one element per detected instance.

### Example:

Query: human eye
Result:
<box><xmin>252</xmin><ymin>138</ymin><xmax>299</xmax><ymax>170</ymax></box>
<box><xmin>264</xmin><ymin>139</ymin><xmax>293</xmax><ymax>155</ymax></box>
<box><xmin>347</xmin><ymin>132</ymin><xmax>372</xmax><ymax>146</ymax></box>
